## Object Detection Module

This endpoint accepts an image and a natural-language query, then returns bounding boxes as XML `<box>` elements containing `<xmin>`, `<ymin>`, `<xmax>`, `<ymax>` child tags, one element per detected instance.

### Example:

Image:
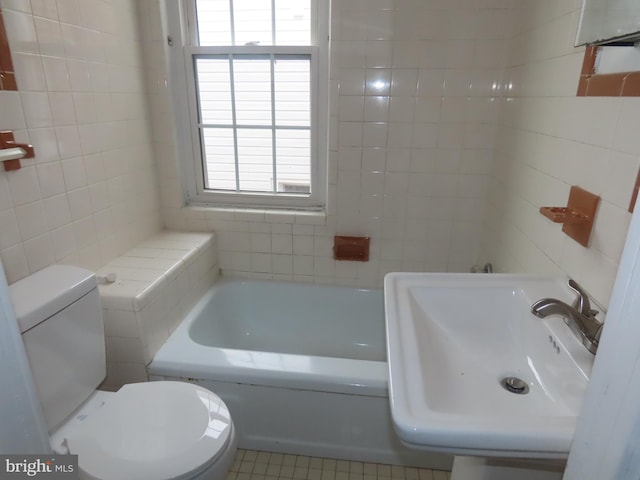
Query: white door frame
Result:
<box><xmin>564</xmin><ymin>206</ymin><xmax>640</xmax><ymax>478</ymax></box>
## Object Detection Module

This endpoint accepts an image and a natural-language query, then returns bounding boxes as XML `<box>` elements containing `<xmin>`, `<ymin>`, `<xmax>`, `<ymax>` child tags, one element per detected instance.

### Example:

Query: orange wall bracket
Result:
<box><xmin>0</xmin><ymin>130</ymin><xmax>34</xmax><ymax>171</ymax></box>
<box><xmin>540</xmin><ymin>186</ymin><xmax>600</xmax><ymax>248</ymax></box>
<box><xmin>334</xmin><ymin>235</ymin><xmax>370</xmax><ymax>262</ymax></box>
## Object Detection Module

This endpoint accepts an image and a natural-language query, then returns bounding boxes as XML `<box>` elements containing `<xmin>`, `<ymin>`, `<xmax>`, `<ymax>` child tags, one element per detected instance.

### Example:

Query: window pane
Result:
<box><xmin>276</xmin><ymin>129</ymin><xmax>310</xmax><ymax>193</ymax></box>
<box><xmin>233</xmin><ymin>0</ymin><xmax>273</xmax><ymax>46</ymax></box>
<box><xmin>193</xmin><ymin>53</ymin><xmax>313</xmax><ymax>196</ymax></box>
<box><xmin>195</xmin><ymin>0</ymin><xmax>232</xmax><ymax>46</ymax></box>
<box><xmin>237</xmin><ymin>128</ymin><xmax>274</xmax><ymax>192</ymax></box>
<box><xmin>202</xmin><ymin>128</ymin><xmax>237</xmax><ymax>190</ymax></box>
<box><xmin>233</xmin><ymin>57</ymin><xmax>273</xmax><ymax>125</ymax></box>
<box><xmin>274</xmin><ymin>0</ymin><xmax>311</xmax><ymax>45</ymax></box>
<box><xmin>274</xmin><ymin>57</ymin><xmax>310</xmax><ymax>126</ymax></box>
<box><xmin>195</xmin><ymin>0</ymin><xmax>311</xmax><ymax>46</ymax></box>
<box><xmin>195</xmin><ymin>58</ymin><xmax>232</xmax><ymax>124</ymax></box>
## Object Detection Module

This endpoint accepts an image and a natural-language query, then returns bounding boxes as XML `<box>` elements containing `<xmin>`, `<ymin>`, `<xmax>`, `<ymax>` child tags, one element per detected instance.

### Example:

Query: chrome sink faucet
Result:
<box><xmin>531</xmin><ymin>279</ymin><xmax>603</xmax><ymax>354</ymax></box>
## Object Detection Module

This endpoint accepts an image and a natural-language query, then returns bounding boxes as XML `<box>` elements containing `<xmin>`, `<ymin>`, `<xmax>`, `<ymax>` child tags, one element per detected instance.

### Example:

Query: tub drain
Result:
<box><xmin>500</xmin><ymin>376</ymin><xmax>529</xmax><ymax>395</ymax></box>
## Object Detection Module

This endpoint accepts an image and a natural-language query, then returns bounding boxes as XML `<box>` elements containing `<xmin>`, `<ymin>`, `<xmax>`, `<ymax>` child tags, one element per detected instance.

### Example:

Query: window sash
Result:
<box><xmin>193</xmin><ymin>52</ymin><xmax>312</xmax><ymax>195</ymax></box>
<box><xmin>185</xmin><ymin>45</ymin><xmax>322</xmax><ymax>208</ymax></box>
<box><xmin>194</xmin><ymin>0</ymin><xmax>313</xmax><ymax>47</ymax></box>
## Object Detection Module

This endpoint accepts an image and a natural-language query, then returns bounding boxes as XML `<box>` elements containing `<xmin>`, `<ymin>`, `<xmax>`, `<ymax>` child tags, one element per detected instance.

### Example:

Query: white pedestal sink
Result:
<box><xmin>384</xmin><ymin>273</ymin><xmax>596</xmax><ymax>479</ymax></box>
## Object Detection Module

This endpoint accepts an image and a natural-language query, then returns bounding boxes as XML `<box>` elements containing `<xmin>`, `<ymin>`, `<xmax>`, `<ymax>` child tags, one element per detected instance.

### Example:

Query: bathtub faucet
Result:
<box><xmin>531</xmin><ymin>279</ymin><xmax>602</xmax><ymax>354</ymax></box>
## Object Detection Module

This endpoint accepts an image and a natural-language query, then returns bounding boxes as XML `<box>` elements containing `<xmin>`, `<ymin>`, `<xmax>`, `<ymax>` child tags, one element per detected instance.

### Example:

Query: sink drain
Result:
<box><xmin>500</xmin><ymin>376</ymin><xmax>530</xmax><ymax>395</ymax></box>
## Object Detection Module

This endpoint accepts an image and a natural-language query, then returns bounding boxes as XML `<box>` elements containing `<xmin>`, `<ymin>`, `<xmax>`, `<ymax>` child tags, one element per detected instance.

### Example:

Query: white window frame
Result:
<box><xmin>164</xmin><ymin>0</ymin><xmax>328</xmax><ymax>210</ymax></box>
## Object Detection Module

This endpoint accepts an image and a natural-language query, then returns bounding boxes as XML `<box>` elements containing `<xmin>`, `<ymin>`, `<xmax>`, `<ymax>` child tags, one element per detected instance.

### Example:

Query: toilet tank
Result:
<box><xmin>10</xmin><ymin>265</ymin><xmax>106</xmax><ymax>432</ymax></box>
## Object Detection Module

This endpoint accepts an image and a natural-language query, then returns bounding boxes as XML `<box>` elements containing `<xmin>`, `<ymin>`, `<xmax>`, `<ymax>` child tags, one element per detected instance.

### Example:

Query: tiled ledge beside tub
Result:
<box><xmin>96</xmin><ymin>231</ymin><xmax>218</xmax><ymax>390</ymax></box>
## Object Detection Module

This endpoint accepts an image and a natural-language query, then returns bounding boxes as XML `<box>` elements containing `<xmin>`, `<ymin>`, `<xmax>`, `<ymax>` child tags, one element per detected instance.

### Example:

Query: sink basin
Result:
<box><xmin>384</xmin><ymin>273</ymin><xmax>595</xmax><ymax>459</ymax></box>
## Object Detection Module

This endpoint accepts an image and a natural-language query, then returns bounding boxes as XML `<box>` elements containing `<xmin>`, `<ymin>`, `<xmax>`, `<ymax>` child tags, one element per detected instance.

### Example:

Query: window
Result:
<box><xmin>166</xmin><ymin>0</ymin><xmax>328</xmax><ymax>209</ymax></box>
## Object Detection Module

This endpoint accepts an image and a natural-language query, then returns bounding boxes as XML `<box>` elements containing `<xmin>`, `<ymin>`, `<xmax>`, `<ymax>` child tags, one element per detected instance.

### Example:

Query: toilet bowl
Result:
<box><xmin>51</xmin><ymin>382</ymin><xmax>237</xmax><ymax>480</ymax></box>
<box><xmin>10</xmin><ymin>265</ymin><xmax>237</xmax><ymax>480</ymax></box>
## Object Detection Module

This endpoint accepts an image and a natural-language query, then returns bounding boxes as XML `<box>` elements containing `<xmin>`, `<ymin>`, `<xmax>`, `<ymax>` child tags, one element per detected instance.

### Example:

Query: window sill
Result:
<box><xmin>184</xmin><ymin>204</ymin><xmax>327</xmax><ymax>225</ymax></box>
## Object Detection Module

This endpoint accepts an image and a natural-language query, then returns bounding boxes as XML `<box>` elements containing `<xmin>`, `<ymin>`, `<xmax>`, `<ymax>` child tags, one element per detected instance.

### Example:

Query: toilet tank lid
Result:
<box><xmin>10</xmin><ymin>265</ymin><xmax>97</xmax><ymax>334</ymax></box>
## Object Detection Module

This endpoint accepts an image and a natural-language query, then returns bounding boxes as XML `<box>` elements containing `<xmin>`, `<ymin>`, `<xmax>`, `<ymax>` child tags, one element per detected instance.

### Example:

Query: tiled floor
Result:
<box><xmin>227</xmin><ymin>450</ymin><xmax>451</xmax><ymax>480</ymax></box>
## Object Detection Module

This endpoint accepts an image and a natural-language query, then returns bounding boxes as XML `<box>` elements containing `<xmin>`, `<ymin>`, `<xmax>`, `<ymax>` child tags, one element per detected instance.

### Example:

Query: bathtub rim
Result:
<box><xmin>148</xmin><ymin>277</ymin><xmax>389</xmax><ymax>397</ymax></box>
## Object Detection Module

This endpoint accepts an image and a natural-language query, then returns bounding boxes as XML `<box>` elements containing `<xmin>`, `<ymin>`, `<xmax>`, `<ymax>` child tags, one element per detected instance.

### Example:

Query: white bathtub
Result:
<box><xmin>148</xmin><ymin>278</ymin><xmax>451</xmax><ymax>469</ymax></box>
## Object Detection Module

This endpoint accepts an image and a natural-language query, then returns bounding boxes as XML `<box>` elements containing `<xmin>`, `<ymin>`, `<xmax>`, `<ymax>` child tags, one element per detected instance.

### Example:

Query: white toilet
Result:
<box><xmin>10</xmin><ymin>265</ymin><xmax>237</xmax><ymax>480</ymax></box>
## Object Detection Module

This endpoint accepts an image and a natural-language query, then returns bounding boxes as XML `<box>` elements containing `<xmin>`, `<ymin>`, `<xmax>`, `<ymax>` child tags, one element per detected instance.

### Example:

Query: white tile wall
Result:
<box><xmin>144</xmin><ymin>0</ymin><xmax>514</xmax><ymax>287</ymax></box>
<box><xmin>0</xmin><ymin>0</ymin><xmax>162</xmax><ymax>284</ymax></box>
<box><xmin>479</xmin><ymin>0</ymin><xmax>640</xmax><ymax>308</ymax></box>
<box><xmin>99</xmin><ymin>231</ymin><xmax>218</xmax><ymax>390</ymax></box>
<box><xmin>3</xmin><ymin>0</ymin><xmax>626</xmax><ymax>307</ymax></box>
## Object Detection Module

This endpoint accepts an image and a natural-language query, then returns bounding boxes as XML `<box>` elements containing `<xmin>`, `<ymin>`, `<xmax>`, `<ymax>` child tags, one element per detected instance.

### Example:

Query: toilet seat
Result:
<box><xmin>66</xmin><ymin>381</ymin><xmax>233</xmax><ymax>480</ymax></box>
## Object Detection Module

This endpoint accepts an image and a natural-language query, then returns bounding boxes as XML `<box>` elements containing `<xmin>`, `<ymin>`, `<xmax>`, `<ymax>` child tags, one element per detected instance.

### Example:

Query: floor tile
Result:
<box><xmin>227</xmin><ymin>450</ymin><xmax>451</xmax><ymax>480</ymax></box>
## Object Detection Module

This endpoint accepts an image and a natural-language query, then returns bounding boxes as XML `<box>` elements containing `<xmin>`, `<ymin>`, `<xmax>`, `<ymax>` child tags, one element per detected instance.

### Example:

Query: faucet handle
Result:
<box><xmin>568</xmin><ymin>279</ymin><xmax>592</xmax><ymax>315</ymax></box>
